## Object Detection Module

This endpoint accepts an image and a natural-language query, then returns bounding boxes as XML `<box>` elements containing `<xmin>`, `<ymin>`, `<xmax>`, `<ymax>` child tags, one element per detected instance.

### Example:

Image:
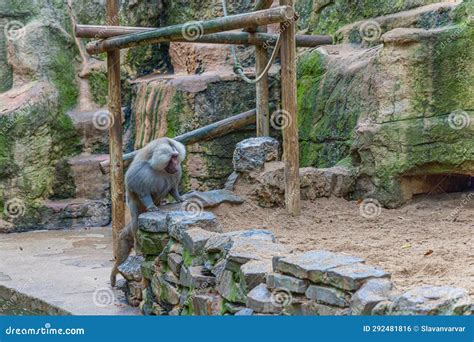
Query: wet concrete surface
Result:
<box><xmin>0</xmin><ymin>227</ymin><xmax>139</xmax><ymax>315</ymax></box>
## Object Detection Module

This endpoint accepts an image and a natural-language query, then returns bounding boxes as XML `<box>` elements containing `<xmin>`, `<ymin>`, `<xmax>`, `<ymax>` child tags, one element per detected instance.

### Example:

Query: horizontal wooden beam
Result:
<box><xmin>99</xmin><ymin>108</ymin><xmax>258</xmax><ymax>174</ymax></box>
<box><xmin>86</xmin><ymin>6</ymin><xmax>294</xmax><ymax>55</ymax></box>
<box><xmin>76</xmin><ymin>24</ymin><xmax>332</xmax><ymax>47</ymax></box>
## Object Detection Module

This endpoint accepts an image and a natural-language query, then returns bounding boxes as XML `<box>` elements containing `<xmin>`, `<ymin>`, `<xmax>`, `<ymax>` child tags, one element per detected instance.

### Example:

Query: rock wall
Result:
<box><xmin>119</xmin><ymin>202</ymin><xmax>471</xmax><ymax>316</ymax></box>
<box><xmin>296</xmin><ymin>1</ymin><xmax>474</xmax><ymax>207</ymax></box>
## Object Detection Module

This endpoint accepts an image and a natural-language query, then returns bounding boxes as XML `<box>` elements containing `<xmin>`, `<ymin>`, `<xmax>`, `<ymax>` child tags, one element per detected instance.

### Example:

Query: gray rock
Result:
<box><xmin>305</xmin><ymin>285</ymin><xmax>350</xmax><ymax>307</ymax></box>
<box><xmin>223</xmin><ymin>302</ymin><xmax>245</xmax><ymax>314</ymax></box>
<box><xmin>227</xmin><ymin>238</ymin><xmax>293</xmax><ymax>265</ymax></box>
<box><xmin>246</xmin><ymin>283</ymin><xmax>285</xmax><ymax>314</ymax></box>
<box><xmin>118</xmin><ymin>255</ymin><xmax>144</xmax><ymax>282</ymax></box>
<box><xmin>273</xmin><ymin>250</ymin><xmax>364</xmax><ymax>282</ymax></box>
<box><xmin>158</xmin><ymin>277</ymin><xmax>180</xmax><ymax>306</ymax></box>
<box><xmin>235</xmin><ymin>308</ymin><xmax>254</xmax><ymax>316</ymax></box>
<box><xmin>389</xmin><ymin>286</ymin><xmax>471</xmax><ymax>315</ymax></box>
<box><xmin>151</xmin><ymin>275</ymin><xmax>180</xmax><ymax>306</ymax></box>
<box><xmin>162</xmin><ymin>270</ymin><xmax>179</xmax><ymax>285</ymax></box>
<box><xmin>224</xmin><ymin>172</ymin><xmax>239</xmax><ymax>190</ymax></box>
<box><xmin>167</xmin><ymin>253</ymin><xmax>183</xmax><ymax>276</ymax></box>
<box><xmin>141</xmin><ymin>260</ymin><xmax>156</xmax><ymax>280</ymax></box>
<box><xmin>310</xmin><ymin>302</ymin><xmax>350</xmax><ymax>316</ymax></box>
<box><xmin>138</xmin><ymin>211</ymin><xmax>169</xmax><ymax>233</ymax></box>
<box><xmin>137</xmin><ymin>231</ymin><xmax>169</xmax><ymax>256</ymax></box>
<box><xmin>350</xmin><ymin>278</ymin><xmax>394</xmax><ymax>315</ymax></box>
<box><xmin>205</xmin><ymin>229</ymin><xmax>275</xmax><ymax>253</ymax></box>
<box><xmin>179</xmin><ymin>266</ymin><xmax>216</xmax><ymax>288</ymax></box>
<box><xmin>217</xmin><ymin>269</ymin><xmax>246</xmax><ymax>304</ymax></box>
<box><xmin>182</xmin><ymin>228</ymin><xmax>217</xmax><ymax>256</ymax></box>
<box><xmin>168</xmin><ymin>211</ymin><xmax>222</xmax><ymax>241</ymax></box>
<box><xmin>233</xmin><ymin>137</ymin><xmax>279</xmax><ymax>172</ymax></box>
<box><xmin>192</xmin><ymin>294</ymin><xmax>223</xmax><ymax>316</ymax></box>
<box><xmin>325</xmin><ymin>263</ymin><xmax>390</xmax><ymax>291</ymax></box>
<box><xmin>211</xmin><ymin>259</ymin><xmax>226</xmax><ymax>279</ymax></box>
<box><xmin>183</xmin><ymin>190</ymin><xmax>244</xmax><ymax>207</ymax></box>
<box><xmin>266</xmin><ymin>273</ymin><xmax>308</xmax><ymax>294</ymax></box>
<box><xmin>240</xmin><ymin>259</ymin><xmax>273</xmax><ymax>292</ymax></box>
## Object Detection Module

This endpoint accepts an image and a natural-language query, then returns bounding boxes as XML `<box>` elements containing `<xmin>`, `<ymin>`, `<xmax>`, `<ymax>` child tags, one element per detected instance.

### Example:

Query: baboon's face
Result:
<box><xmin>165</xmin><ymin>152</ymin><xmax>180</xmax><ymax>174</ymax></box>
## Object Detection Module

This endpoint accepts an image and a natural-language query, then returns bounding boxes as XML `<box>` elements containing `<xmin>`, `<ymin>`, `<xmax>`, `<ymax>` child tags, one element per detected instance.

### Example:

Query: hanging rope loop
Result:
<box><xmin>221</xmin><ymin>0</ymin><xmax>281</xmax><ymax>84</ymax></box>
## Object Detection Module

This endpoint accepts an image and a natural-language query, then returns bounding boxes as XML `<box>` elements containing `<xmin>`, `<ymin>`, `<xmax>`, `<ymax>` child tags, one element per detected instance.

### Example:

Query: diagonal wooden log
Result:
<box><xmin>75</xmin><ymin>25</ymin><xmax>332</xmax><ymax>47</ymax></box>
<box><xmin>86</xmin><ymin>6</ymin><xmax>294</xmax><ymax>54</ymax></box>
<box><xmin>99</xmin><ymin>108</ymin><xmax>258</xmax><ymax>174</ymax></box>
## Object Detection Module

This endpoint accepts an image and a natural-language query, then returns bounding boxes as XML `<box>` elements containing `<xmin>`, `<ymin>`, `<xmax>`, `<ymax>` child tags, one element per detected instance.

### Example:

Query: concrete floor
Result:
<box><xmin>0</xmin><ymin>227</ymin><xmax>139</xmax><ymax>315</ymax></box>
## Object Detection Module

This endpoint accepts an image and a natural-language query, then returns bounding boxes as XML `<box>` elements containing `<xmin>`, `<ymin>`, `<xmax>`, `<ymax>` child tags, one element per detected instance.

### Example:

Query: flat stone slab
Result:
<box><xmin>228</xmin><ymin>238</ymin><xmax>293</xmax><ymax>265</ymax></box>
<box><xmin>179</xmin><ymin>266</ymin><xmax>216</xmax><ymax>289</ymax></box>
<box><xmin>246</xmin><ymin>283</ymin><xmax>284</xmax><ymax>314</ymax></box>
<box><xmin>182</xmin><ymin>190</ymin><xmax>244</xmax><ymax>208</ymax></box>
<box><xmin>240</xmin><ymin>259</ymin><xmax>273</xmax><ymax>292</ymax></box>
<box><xmin>305</xmin><ymin>285</ymin><xmax>350</xmax><ymax>307</ymax></box>
<box><xmin>205</xmin><ymin>229</ymin><xmax>275</xmax><ymax>254</ymax></box>
<box><xmin>350</xmin><ymin>278</ymin><xmax>393</xmax><ymax>315</ymax></box>
<box><xmin>118</xmin><ymin>255</ymin><xmax>144</xmax><ymax>282</ymax></box>
<box><xmin>182</xmin><ymin>228</ymin><xmax>217</xmax><ymax>256</ymax></box>
<box><xmin>267</xmin><ymin>273</ymin><xmax>308</xmax><ymax>294</ymax></box>
<box><xmin>138</xmin><ymin>212</ymin><xmax>169</xmax><ymax>233</ymax></box>
<box><xmin>325</xmin><ymin>263</ymin><xmax>390</xmax><ymax>291</ymax></box>
<box><xmin>168</xmin><ymin>211</ymin><xmax>222</xmax><ymax>241</ymax></box>
<box><xmin>389</xmin><ymin>286</ymin><xmax>471</xmax><ymax>315</ymax></box>
<box><xmin>0</xmin><ymin>228</ymin><xmax>138</xmax><ymax>315</ymax></box>
<box><xmin>273</xmin><ymin>250</ymin><xmax>364</xmax><ymax>283</ymax></box>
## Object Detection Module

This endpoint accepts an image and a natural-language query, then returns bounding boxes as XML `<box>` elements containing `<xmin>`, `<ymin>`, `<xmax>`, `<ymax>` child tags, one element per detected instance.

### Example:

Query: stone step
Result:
<box><xmin>68</xmin><ymin>154</ymin><xmax>109</xmax><ymax>200</ymax></box>
<box><xmin>39</xmin><ymin>198</ymin><xmax>110</xmax><ymax>230</ymax></box>
<box><xmin>66</xmin><ymin>108</ymin><xmax>110</xmax><ymax>154</ymax></box>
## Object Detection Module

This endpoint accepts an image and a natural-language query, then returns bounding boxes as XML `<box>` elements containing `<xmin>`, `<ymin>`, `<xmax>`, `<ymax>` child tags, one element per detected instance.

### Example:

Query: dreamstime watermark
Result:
<box><xmin>93</xmin><ymin>110</ymin><xmax>115</xmax><ymax>130</ymax></box>
<box><xmin>5</xmin><ymin>323</ymin><xmax>85</xmax><ymax>336</ymax></box>
<box><xmin>447</xmin><ymin>109</ymin><xmax>471</xmax><ymax>130</ymax></box>
<box><xmin>181</xmin><ymin>198</ymin><xmax>205</xmax><ymax>219</ymax></box>
<box><xmin>270</xmin><ymin>109</ymin><xmax>292</xmax><ymax>130</ymax></box>
<box><xmin>3</xmin><ymin>20</ymin><xmax>26</xmax><ymax>41</ymax></box>
<box><xmin>92</xmin><ymin>287</ymin><xmax>115</xmax><ymax>307</ymax></box>
<box><xmin>262</xmin><ymin>12</ymin><xmax>300</xmax><ymax>49</ymax></box>
<box><xmin>181</xmin><ymin>21</ymin><xmax>204</xmax><ymax>41</ymax></box>
<box><xmin>436</xmin><ymin>14</ymin><xmax>474</xmax><ymax>55</ymax></box>
<box><xmin>359</xmin><ymin>198</ymin><xmax>382</xmax><ymax>219</ymax></box>
<box><xmin>447</xmin><ymin>192</ymin><xmax>473</xmax><ymax>221</ymax></box>
<box><xmin>270</xmin><ymin>287</ymin><xmax>293</xmax><ymax>308</ymax></box>
<box><xmin>359</xmin><ymin>20</ymin><xmax>382</xmax><ymax>42</ymax></box>
<box><xmin>3</xmin><ymin>198</ymin><xmax>26</xmax><ymax>220</ymax></box>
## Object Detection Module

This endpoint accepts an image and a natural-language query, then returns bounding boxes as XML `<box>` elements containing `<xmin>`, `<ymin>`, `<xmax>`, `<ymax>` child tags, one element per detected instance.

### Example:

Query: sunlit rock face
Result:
<box><xmin>296</xmin><ymin>2</ymin><xmax>473</xmax><ymax>207</ymax></box>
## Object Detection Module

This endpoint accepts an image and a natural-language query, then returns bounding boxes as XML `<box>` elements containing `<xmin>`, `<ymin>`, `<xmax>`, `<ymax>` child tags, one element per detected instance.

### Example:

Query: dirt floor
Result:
<box><xmin>212</xmin><ymin>191</ymin><xmax>474</xmax><ymax>299</ymax></box>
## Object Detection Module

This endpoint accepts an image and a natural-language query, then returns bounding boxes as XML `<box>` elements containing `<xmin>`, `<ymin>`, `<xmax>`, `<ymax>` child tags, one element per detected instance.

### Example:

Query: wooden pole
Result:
<box><xmin>75</xmin><ymin>24</ymin><xmax>333</xmax><ymax>47</ymax></box>
<box><xmin>106</xmin><ymin>0</ymin><xmax>125</xmax><ymax>258</ymax></box>
<box><xmin>86</xmin><ymin>6</ymin><xmax>294</xmax><ymax>54</ymax></box>
<box><xmin>279</xmin><ymin>0</ymin><xmax>300</xmax><ymax>215</ymax></box>
<box><xmin>99</xmin><ymin>108</ymin><xmax>260</xmax><ymax>174</ymax></box>
<box><xmin>255</xmin><ymin>43</ymin><xmax>270</xmax><ymax>136</ymax></box>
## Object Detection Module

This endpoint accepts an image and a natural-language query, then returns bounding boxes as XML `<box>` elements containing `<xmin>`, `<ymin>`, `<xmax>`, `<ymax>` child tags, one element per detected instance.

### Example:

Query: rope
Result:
<box><xmin>221</xmin><ymin>0</ymin><xmax>281</xmax><ymax>84</ymax></box>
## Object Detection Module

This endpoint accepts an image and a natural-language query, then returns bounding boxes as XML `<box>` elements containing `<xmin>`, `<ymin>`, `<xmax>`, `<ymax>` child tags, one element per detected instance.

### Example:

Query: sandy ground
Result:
<box><xmin>212</xmin><ymin>191</ymin><xmax>474</xmax><ymax>299</ymax></box>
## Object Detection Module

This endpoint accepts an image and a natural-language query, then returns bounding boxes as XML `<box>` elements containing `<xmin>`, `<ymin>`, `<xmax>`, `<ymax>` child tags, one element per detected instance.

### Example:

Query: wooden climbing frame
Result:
<box><xmin>75</xmin><ymin>0</ymin><xmax>332</xmax><ymax>256</ymax></box>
